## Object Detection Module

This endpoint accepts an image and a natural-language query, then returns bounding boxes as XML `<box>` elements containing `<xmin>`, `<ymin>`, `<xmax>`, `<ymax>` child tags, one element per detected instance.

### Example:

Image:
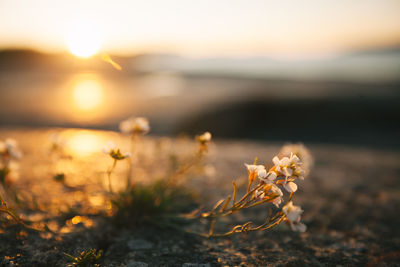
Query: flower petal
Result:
<box><xmin>284</xmin><ymin>181</ymin><xmax>298</xmax><ymax>193</ymax></box>
<box><xmin>290</xmin><ymin>222</ymin><xmax>307</xmax><ymax>232</ymax></box>
<box><xmin>272</xmin><ymin>156</ymin><xmax>280</xmax><ymax>166</ymax></box>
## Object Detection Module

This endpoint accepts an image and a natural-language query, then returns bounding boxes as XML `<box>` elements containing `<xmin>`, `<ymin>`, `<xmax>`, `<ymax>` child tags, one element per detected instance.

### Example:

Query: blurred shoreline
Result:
<box><xmin>1</xmin><ymin>49</ymin><xmax>399</xmax><ymax>149</ymax></box>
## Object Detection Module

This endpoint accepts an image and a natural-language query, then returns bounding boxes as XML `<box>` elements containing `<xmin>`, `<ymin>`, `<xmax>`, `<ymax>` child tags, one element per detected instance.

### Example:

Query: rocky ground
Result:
<box><xmin>0</xmin><ymin>128</ymin><xmax>400</xmax><ymax>266</ymax></box>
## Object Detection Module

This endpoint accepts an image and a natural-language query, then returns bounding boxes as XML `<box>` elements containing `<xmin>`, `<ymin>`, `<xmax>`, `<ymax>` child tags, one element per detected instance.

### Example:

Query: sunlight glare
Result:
<box><xmin>73</xmin><ymin>79</ymin><xmax>104</xmax><ymax>111</ymax></box>
<box><xmin>67</xmin><ymin>22</ymin><xmax>101</xmax><ymax>58</ymax></box>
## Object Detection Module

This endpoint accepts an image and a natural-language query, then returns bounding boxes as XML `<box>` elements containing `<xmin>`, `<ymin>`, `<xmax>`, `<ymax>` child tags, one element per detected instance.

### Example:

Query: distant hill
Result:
<box><xmin>0</xmin><ymin>49</ymin><xmax>132</xmax><ymax>73</ymax></box>
<box><xmin>1</xmin><ymin>46</ymin><xmax>400</xmax><ymax>82</ymax></box>
<box><xmin>128</xmin><ymin>46</ymin><xmax>400</xmax><ymax>83</ymax></box>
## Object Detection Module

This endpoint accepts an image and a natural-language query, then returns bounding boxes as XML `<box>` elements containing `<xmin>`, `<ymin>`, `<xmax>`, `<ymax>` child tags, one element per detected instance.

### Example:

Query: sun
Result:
<box><xmin>67</xmin><ymin>22</ymin><xmax>101</xmax><ymax>58</ymax></box>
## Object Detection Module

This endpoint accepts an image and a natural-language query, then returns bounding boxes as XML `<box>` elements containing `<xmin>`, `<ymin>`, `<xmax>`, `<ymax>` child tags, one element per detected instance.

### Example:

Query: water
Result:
<box><xmin>1</xmin><ymin>70</ymin><xmax>399</xmax><ymax>147</ymax></box>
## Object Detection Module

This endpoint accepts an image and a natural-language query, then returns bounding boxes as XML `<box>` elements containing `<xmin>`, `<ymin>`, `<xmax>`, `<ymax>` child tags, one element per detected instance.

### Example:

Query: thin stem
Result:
<box><xmin>107</xmin><ymin>159</ymin><xmax>117</xmax><ymax>193</ymax></box>
<box><xmin>127</xmin><ymin>134</ymin><xmax>137</xmax><ymax>188</ymax></box>
<box><xmin>209</xmin><ymin>214</ymin><xmax>286</xmax><ymax>237</ymax></box>
<box><xmin>0</xmin><ymin>207</ymin><xmax>43</xmax><ymax>232</ymax></box>
<box><xmin>201</xmin><ymin>183</ymin><xmax>264</xmax><ymax>219</ymax></box>
<box><xmin>167</xmin><ymin>148</ymin><xmax>204</xmax><ymax>185</ymax></box>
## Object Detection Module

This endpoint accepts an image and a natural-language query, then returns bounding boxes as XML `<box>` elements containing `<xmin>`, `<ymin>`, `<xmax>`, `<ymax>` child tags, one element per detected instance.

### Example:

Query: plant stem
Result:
<box><xmin>107</xmin><ymin>159</ymin><xmax>117</xmax><ymax>193</ymax></box>
<box><xmin>127</xmin><ymin>134</ymin><xmax>137</xmax><ymax>188</ymax></box>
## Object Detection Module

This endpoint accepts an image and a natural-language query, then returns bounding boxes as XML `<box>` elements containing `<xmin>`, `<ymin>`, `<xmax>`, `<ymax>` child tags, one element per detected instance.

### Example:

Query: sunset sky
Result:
<box><xmin>1</xmin><ymin>0</ymin><xmax>400</xmax><ymax>58</ymax></box>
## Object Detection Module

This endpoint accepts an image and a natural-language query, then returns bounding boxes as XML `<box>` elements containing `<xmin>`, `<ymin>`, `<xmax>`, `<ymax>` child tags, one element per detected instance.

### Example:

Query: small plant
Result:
<box><xmin>102</xmin><ymin>117</ymin><xmax>206</xmax><ymax>225</ymax></box>
<box><xmin>168</xmin><ymin>131</ymin><xmax>212</xmax><ymax>183</ymax></box>
<box><xmin>199</xmin><ymin>146</ymin><xmax>311</xmax><ymax>237</ymax></box>
<box><xmin>111</xmin><ymin>179</ymin><xmax>196</xmax><ymax>225</ymax></box>
<box><xmin>119</xmin><ymin>116</ymin><xmax>150</xmax><ymax>187</ymax></box>
<box><xmin>0</xmin><ymin>138</ymin><xmax>22</xmax><ymax>224</ymax></box>
<box><xmin>102</xmin><ymin>141</ymin><xmax>131</xmax><ymax>193</ymax></box>
<box><xmin>103</xmin><ymin>117</ymin><xmax>312</xmax><ymax>236</ymax></box>
<box><xmin>64</xmin><ymin>248</ymin><xmax>103</xmax><ymax>267</ymax></box>
<box><xmin>0</xmin><ymin>139</ymin><xmax>22</xmax><ymax>188</ymax></box>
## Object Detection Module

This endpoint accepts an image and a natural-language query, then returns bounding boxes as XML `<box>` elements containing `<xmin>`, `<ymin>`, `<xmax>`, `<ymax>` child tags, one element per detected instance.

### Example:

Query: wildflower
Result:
<box><xmin>283</xmin><ymin>181</ymin><xmax>298</xmax><ymax>192</ymax></box>
<box><xmin>280</xmin><ymin>143</ymin><xmax>313</xmax><ymax>175</ymax></box>
<box><xmin>282</xmin><ymin>201</ymin><xmax>307</xmax><ymax>232</ymax></box>
<box><xmin>0</xmin><ymin>139</ymin><xmax>23</xmax><ymax>159</ymax></box>
<box><xmin>256</xmin><ymin>183</ymin><xmax>283</xmax><ymax>207</ymax></box>
<box><xmin>119</xmin><ymin>117</ymin><xmax>150</xmax><ymax>135</ymax></box>
<box><xmin>272</xmin><ymin>152</ymin><xmax>303</xmax><ymax>192</ymax></box>
<box><xmin>202</xmin><ymin>144</ymin><xmax>311</xmax><ymax>237</ymax></box>
<box><xmin>197</xmin><ymin>131</ymin><xmax>212</xmax><ymax>145</ymax></box>
<box><xmin>282</xmin><ymin>201</ymin><xmax>302</xmax><ymax>221</ymax></box>
<box><xmin>258</xmin><ymin>169</ymin><xmax>277</xmax><ymax>183</ymax></box>
<box><xmin>102</xmin><ymin>141</ymin><xmax>130</xmax><ymax>160</ymax></box>
<box><xmin>272</xmin><ymin>156</ymin><xmax>293</xmax><ymax>177</ymax></box>
<box><xmin>245</xmin><ymin>164</ymin><xmax>265</xmax><ymax>183</ymax></box>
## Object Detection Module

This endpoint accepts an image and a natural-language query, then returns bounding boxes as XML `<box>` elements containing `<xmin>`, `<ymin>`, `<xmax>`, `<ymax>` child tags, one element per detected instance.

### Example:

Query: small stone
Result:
<box><xmin>127</xmin><ymin>239</ymin><xmax>153</xmax><ymax>250</ymax></box>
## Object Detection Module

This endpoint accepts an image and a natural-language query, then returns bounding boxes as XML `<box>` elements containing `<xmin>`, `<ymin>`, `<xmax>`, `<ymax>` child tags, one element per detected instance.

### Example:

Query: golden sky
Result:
<box><xmin>1</xmin><ymin>0</ymin><xmax>400</xmax><ymax>57</ymax></box>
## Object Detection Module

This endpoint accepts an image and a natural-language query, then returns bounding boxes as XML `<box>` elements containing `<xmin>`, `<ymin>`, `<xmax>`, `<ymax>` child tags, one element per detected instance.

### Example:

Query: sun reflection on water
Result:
<box><xmin>66</xmin><ymin>130</ymin><xmax>104</xmax><ymax>156</ymax></box>
<box><xmin>73</xmin><ymin>79</ymin><xmax>104</xmax><ymax>111</ymax></box>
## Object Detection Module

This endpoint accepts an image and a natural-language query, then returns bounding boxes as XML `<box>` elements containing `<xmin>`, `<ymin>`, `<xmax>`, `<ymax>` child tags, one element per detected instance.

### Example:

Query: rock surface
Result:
<box><xmin>0</xmin><ymin>128</ymin><xmax>399</xmax><ymax>266</ymax></box>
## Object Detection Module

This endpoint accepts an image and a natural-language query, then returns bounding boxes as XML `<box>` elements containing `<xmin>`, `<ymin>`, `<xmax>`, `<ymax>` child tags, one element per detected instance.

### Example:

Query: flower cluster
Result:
<box><xmin>119</xmin><ymin>117</ymin><xmax>150</xmax><ymax>135</ymax></box>
<box><xmin>102</xmin><ymin>141</ymin><xmax>131</xmax><ymax>160</ymax></box>
<box><xmin>202</xmin><ymin>147</ymin><xmax>310</xmax><ymax>236</ymax></box>
<box><xmin>279</xmin><ymin>143</ymin><xmax>313</xmax><ymax>176</ymax></box>
<box><xmin>245</xmin><ymin>152</ymin><xmax>307</xmax><ymax>231</ymax></box>
<box><xmin>0</xmin><ymin>139</ymin><xmax>22</xmax><ymax>186</ymax></box>
<box><xmin>271</xmin><ymin>153</ymin><xmax>305</xmax><ymax>193</ymax></box>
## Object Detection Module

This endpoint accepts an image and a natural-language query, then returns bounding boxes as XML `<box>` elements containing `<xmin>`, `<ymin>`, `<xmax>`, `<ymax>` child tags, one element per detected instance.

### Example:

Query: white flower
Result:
<box><xmin>198</xmin><ymin>131</ymin><xmax>212</xmax><ymax>144</ymax></box>
<box><xmin>282</xmin><ymin>201</ymin><xmax>307</xmax><ymax>233</ymax></box>
<box><xmin>246</xmin><ymin>164</ymin><xmax>277</xmax><ymax>183</ymax></box>
<box><xmin>295</xmin><ymin>168</ymin><xmax>306</xmax><ymax>180</ymax></box>
<box><xmin>119</xmin><ymin>117</ymin><xmax>150</xmax><ymax>135</ymax></box>
<box><xmin>102</xmin><ymin>141</ymin><xmax>130</xmax><ymax>160</ymax></box>
<box><xmin>102</xmin><ymin>141</ymin><xmax>117</xmax><ymax>154</ymax></box>
<box><xmin>245</xmin><ymin>164</ymin><xmax>266</xmax><ymax>177</ymax></box>
<box><xmin>257</xmin><ymin>168</ymin><xmax>267</xmax><ymax>179</ymax></box>
<box><xmin>273</xmin><ymin>156</ymin><xmax>292</xmax><ymax>177</ymax></box>
<box><xmin>270</xmin><ymin>184</ymin><xmax>283</xmax><ymax>207</ymax></box>
<box><xmin>283</xmin><ymin>181</ymin><xmax>298</xmax><ymax>193</ymax></box>
<box><xmin>273</xmin><ymin>152</ymin><xmax>304</xmax><ymax>179</ymax></box>
<box><xmin>290</xmin><ymin>222</ymin><xmax>307</xmax><ymax>232</ymax></box>
<box><xmin>258</xmin><ymin>170</ymin><xmax>277</xmax><ymax>183</ymax></box>
<box><xmin>245</xmin><ymin>164</ymin><xmax>265</xmax><ymax>173</ymax></box>
<box><xmin>255</xmin><ymin>183</ymin><xmax>283</xmax><ymax>208</ymax></box>
<box><xmin>282</xmin><ymin>201</ymin><xmax>303</xmax><ymax>222</ymax></box>
<box><xmin>280</xmin><ymin>143</ymin><xmax>313</xmax><ymax>175</ymax></box>
<box><xmin>289</xmin><ymin>153</ymin><xmax>300</xmax><ymax>165</ymax></box>
<box><xmin>245</xmin><ymin>163</ymin><xmax>266</xmax><ymax>182</ymax></box>
<box><xmin>0</xmin><ymin>139</ymin><xmax>23</xmax><ymax>159</ymax></box>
